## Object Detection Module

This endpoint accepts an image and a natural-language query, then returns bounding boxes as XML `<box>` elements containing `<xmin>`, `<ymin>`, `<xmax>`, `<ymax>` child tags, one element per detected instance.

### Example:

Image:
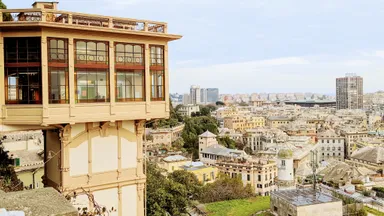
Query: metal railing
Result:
<box><xmin>0</xmin><ymin>9</ymin><xmax>167</xmax><ymax>34</ymax></box>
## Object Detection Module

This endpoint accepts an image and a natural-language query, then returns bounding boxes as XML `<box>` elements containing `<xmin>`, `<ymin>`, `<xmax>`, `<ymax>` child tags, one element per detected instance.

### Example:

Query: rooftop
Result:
<box><xmin>0</xmin><ymin>188</ymin><xmax>77</xmax><ymax>216</ymax></box>
<box><xmin>163</xmin><ymin>155</ymin><xmax>189</xmax><ymax>162</ymax></box>
<box><xmin>0</xmin><ymin>1</ymin><xmax>181</xmax><ymax>41</ymax></box>
<box><xmin>271</xmin><ymin>189</ymin><xmax>340</xmax><ymax>207</ymax></box>
<box><xmin>199</xmin><ymin>130</ymin><xmax>217</xmax><ymax>138</ymax></box>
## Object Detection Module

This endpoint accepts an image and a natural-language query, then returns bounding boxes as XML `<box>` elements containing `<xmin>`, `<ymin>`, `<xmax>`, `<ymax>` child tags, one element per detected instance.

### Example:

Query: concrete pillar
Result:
<box><xmin>136</xmin><ymin>120</ymin><xmax>145</xmax><ymax>177</ymax></box>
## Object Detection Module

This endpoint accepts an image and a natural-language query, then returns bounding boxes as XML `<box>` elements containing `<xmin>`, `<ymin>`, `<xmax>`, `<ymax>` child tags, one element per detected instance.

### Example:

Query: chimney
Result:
<box><xmin>32</xmin><ymin>1</ymin><xmax>59</xmax><ymax>10</ymax></box>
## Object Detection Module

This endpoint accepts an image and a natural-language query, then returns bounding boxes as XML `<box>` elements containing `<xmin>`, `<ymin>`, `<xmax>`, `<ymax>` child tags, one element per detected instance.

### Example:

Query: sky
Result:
<box><xmin>7</xmin><ymin>0</ymin><xmax>384</xmax><ymax>94</ymax></box>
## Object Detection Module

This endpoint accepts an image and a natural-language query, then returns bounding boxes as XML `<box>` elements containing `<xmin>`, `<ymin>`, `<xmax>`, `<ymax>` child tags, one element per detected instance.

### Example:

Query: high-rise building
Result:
<box><xmin>336</xmin><ymin>73</ymin><xmax>364</xmax><ymax>110</ymax></box>
<box><xmin>190</xmin><ymin>85</ymin><xmax>201</xmax><ymax>104</ymax></box>
<box><xmin>200</xmin><ymin>88</ymin><xmax>207</xmax><ymax>104</ymax></box>
<box><xmin>182</xmin><ymin>93</ymin><xmax>191</xmax><ymax>105</ymax></box>
<box><xmin>0</xmin><ymin>2</ymin><xmax>181</xmax><ymax>215</ymax></box>
<box><xmin>206</xmin><ymin>88</ymin><xmax>219</xmax><ymax>103</ymax></box>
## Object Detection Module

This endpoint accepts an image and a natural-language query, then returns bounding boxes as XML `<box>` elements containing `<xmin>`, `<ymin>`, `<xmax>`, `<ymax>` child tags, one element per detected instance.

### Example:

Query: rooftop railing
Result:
<box><xmin>0</xmin><ymin>9</ymin><xmax>167</xmax><ymax>33</ymax></box>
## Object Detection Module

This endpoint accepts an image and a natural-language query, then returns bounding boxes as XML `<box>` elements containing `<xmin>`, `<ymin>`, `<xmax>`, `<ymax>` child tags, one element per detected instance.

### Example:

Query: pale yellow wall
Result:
<box><xmin>297</xmin><ymin>201</ymin><xmax>342</xmax><ymax>216</ymax></box>
<box><xmin>190</xmin><ymin>166</ymin><xmax>218</xmax><ymax>183</ymax></box>
<box><xmin>69</xmin><ymin>140</ymin><xmax>88</xmax><ymax>176</ymax></box>
<box><xmin>122</xmin><ymin>185</ymin><xmax>138</xmax><ymax>216</ymax></box>
<box><xmin>93</xmin><ymin>188</ymin><xmax>119</xmax><ymax>216</ymax></box>
<box><xmin>92</xmin><ymin>136</ymin><xmax>118</xmax><ymax>173</ymax></box>
<box><xmin>17</xmin><ymin>167</ymin><xmax>44</xmax><ymax>189</ymax></box>
<box><xmin>121</xmin><ymin>137</ymin><xmax>137</xmax><ymax>169</ymax></box>
<box><xmin>158</xmin><ymin>160</ymin><xmax>189</xmax><ymax>172</ymax></box>
<box><xmin>46</xmin><ymin>130</ymin><xmax>61</xmax><ymax>186</ymax></box>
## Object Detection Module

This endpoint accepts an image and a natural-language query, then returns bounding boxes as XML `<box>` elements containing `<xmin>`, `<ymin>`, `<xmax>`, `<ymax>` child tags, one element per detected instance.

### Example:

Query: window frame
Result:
<box><xmin>74</xmin><ymin>68</ymin><xmax>110</xmax><ymax>103</ymax></box>
<box><xmin>48</xmin><ymin>38</ymin><xmax>69</xmax><ymax>104</ymax></box>
<box><xmin>150</xmin><ymin>70</ymin><xmax>165</xmax><ymax>101</ymax></box>
<box><xmin>150</xmin><ymin>45</ymin><xmax>164</xmax><ymax>67</ymax></box>
<box><xmin>115</xmin><ymin>69</ymin><xmax>145</xmax><ymax>102</ymax></box>
<box><xmin>114</xmin><ymin>42</ymin><xmax>145</xmax><ymax>69</ymax></box>
<box><xmin>48</xmin><ymin>67</ymin><xmax>69</xmax><ymax>104</ymax></box>
<box><xmin>74</xmin><ymin>39</ymin><xmax>109</xmax><ymax>67</ymax></box>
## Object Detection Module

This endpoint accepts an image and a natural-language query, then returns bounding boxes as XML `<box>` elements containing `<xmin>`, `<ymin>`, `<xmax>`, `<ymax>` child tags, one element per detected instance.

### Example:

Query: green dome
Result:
<box><xmin>278</xmin><ymin>149</ymin><xmax>293</xmax><ymax>159</ymax></box>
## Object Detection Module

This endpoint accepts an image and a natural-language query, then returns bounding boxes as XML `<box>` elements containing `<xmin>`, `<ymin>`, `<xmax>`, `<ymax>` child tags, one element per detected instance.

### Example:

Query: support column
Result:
<box><xmin>145</xmin><ymin>44</ymin><xmax>151</xmax><ymax>113</ymax></box>
<box><xmin>68</xmin><ymin>37</ymin><xmax>75</xmax><ymax>118</ymax></box>
<box><xmin>164</xmin><ymin>44</ymin><xmax>169</xmax><ymax>112</ymax></box>
<box><xmin>0</xmin><ymin>31</ymin><xmax>4</xmax><ymax>123</ymax></box>
<box><xmin>109</xmin><ymin>41</ymin><xmax>115</xmax><ymax>116</ymax></box>
<box><xmin>137</xmin><ymin>183</ymin><xmax>145</xmax><ymax>216</ymax></box>
<box><xmin>117</xmin><ymin>122</ymin><xmax>122</xmax><ymax>179</ymax></box>
<box><xmin>60</xmin><ymin>125</ymin><xmax>71</xmax><ymax>191</ymax></box>
<box><xmin>135</xmin><ymin>120</ymin><xmax>145</xmax><ymax>177</ymax></box>
<box><xmin>87</xmin><ymin>123</ymin><xmax>92</xmax><ymax>184</ymax></box>
<box><xmin>41</xmin><ymin>35</ymin><xmax>49</xmax><ymax>122</ymax></box>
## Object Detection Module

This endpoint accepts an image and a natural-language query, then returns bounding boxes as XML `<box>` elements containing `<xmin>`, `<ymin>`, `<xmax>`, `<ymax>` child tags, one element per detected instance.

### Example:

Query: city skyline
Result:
<box><xmin>8</xmin><ymin>0</ymin><xmax>384</xmax><ymax>94</ymax></box>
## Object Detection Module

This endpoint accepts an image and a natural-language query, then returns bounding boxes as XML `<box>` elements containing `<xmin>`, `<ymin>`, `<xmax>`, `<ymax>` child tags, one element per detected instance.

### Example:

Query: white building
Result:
<box><xmin>178</xmin><ymin>105</ymin><xmax>200</xmax><ymax>117</ymax></box>
<box><xmin>276</xmin><ymin>148</ymin><xmax>296</xmax><ymax>191</ymax></box>
<box><xmin>317</xmin><ymin>129</ymin><xmax>345</xmax><ymax>162</ymax></box>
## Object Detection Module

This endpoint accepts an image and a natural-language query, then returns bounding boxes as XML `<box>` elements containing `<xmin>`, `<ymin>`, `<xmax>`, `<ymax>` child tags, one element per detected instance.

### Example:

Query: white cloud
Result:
<box><xmin>342</xmin><ymin>60</ymin><xmax>372</xmax><ymax>66</ymax></box>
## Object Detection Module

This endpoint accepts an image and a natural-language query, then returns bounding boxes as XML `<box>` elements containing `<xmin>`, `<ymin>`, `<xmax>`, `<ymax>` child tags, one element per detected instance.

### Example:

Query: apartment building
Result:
<box><xmin>316</xmin><ymin>129</ymin><xmax>345</xmax><ymax>162</ymax></box>
<box><xmin>0</xmin><ymin>2</ymin><xmax>181</xmax><ymax>215</ymax></box>
<box><xmin>340</xmin><ymin>129</ymin><xmax>368</xmax><ymax>158</ymax></box>
<box><xmin>336</xmin><ymin>73</ymin><xmax>364</xmax><ymax>110</ymax></box>
<box><xmin>266</xmin><ymin>116</ymin><xmax>292</xmax><ymax>128</ymax></box>
<box><xmin>224</xmin><ymin>115</ymin><xmax>265</xmax><ymax>132</ymax></box>
<box><xmin>217</xmin><ymin>158</ymin><xmax>277</xmax><ymax>196</ymax></box>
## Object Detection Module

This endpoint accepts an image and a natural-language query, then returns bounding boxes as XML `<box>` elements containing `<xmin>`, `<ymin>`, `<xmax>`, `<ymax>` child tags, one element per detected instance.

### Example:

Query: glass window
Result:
<box><xmin>150</xmin><ymin>70</ymin><xmax>164</xmax><ymax>101</ymax></box>
<box><xmin>150</xmin><ymin>45</ymin><xmax>164</xmax><ymax>66</ymax></box>
<box><xmin>75</xmin><ymin>40</ymin><xmax>108</xmax><ymax>65</ymax></box>
<box><xmin>115</xmin><ymin>43</ymin><xmax>144</xmax><ymax>66</ymax></box>
<box><xmin>116</xmin><ymin>70</ymin><xmax>144</xmax><ymax>101</ymax></box>
<box><xmin>49</xmin><ymin>68</ymin><xmax>69</xmax><ymax>104</ymax></box>
<box><xmin>5</xmin><ymin>37</ymin><xmax>41</xmax><ymax>63</ymax></box>
<box><xmin>75</xmin><ymin>69</ymin><xmax>109</xmax><ymax>103</ymax></box>
<box><xmin>5</xmin><ymin>67</ymin><xmax>42</xmax><ymax>104</ymax></box>
<box><xmin>48</xmin><ymin>38</ymin><xmax>68</xmax><ymax>63</ymax></box>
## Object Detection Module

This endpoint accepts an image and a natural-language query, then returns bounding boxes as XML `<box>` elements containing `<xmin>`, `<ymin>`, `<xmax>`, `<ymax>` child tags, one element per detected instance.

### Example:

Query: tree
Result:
<box><xmin>0</xmin><ymin>136</ymin><xmax>23</xmax><ymax>192</ymax></box>
<box><xmin>147</xmin><ymin>162</ymin><xmax>189</xmax><ymax>216</ymax></box>
<box><xmin>169</xmin><ymin>170</ymin><xmax>202</xmax><ymax>199</ymax></box>
<box><xmin>198</xmin><ymin>174</ymin><xmax>254</xmax><ymax>203</ymax></box>
<box><xmin>239</xmin><ymin>102</ymin><xmax>248</xmax><ymax>106</ymax></box>
<box><xmin>216</xmin><ymin>101</ymin><xmax>225</xmax><ymax>106</ymax></box>
<box><xmin>0</xmin><ymin>1</ymin><xmax>12</xmax><ymax>21</ymax></box>
<box><xmin>217</xmin><ymin>136</ymin><xmax>236</xmax><ymax>149</ymax></box>
<box><xmin>181</xmin><ymin>116</ymin><xmax>219</xmax><ymax>159</ymax></box>
<box><xmin>172</xmin><ymin>138</ymin><xmax>185</xmax><ymax>150</ymax></box>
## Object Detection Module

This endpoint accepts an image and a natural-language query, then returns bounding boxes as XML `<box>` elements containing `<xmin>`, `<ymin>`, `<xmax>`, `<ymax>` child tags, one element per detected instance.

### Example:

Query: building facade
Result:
<box><xmin>178</xmin><ymin>104</ymin><xmax>200</xmax><ymax>117</ymax></box>
<box><xmin>317</xmin><ymin>130</ymin><xmax>345</xmax><ymax>162</ymax></box>
<box><xmin>336</xmin><ymin>73</ymin><xmax>364</xmax><ymax>110</ymax></box>
<box><xmin>206</xmin><ymin>88</ymin><xmax>219</xmax><ymax>103</ymax></box>
<box><xmin>0</xmin><ymin>2</ymin><xmax>181</xmax><ymax>216</ymax></box>
<box><xmin>224</xmin><ymin>115</ymin><xmax>265</xmax><ymax>132</ymax></box>
<box><xmin>190</xmin><ymin>85</ymin><xmax>200</xmax><ymax>104</ymax></box>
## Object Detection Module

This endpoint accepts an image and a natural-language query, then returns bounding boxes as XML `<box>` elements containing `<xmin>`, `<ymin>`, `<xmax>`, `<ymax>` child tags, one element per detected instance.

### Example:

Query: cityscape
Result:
<box><xmin>0</xmin><ymin>1</ymin><xmax>384</xmax><ymax>216</ymax></box>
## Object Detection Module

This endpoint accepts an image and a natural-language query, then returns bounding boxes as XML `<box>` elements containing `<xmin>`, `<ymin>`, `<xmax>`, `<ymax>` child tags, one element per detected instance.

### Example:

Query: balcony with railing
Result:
<box><xmin>0</xmin><ymin>9</ymin><xmax>169</xmax><ymax>34</ymax></box>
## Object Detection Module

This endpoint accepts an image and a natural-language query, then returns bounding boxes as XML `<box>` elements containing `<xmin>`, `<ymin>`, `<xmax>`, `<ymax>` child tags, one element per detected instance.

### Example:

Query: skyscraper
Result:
<box><xmin>200</xmin><ymin>88</ymin><xmax>207</xmax><ymax>104</ymax></box>
<box><xmin>206</xmin><ymin>88</ymin><xmax>219</xmax><ymax>103</ymax></box>
<box><xmin>190</xmin><ymin>85</ymin><xmax>201</xmax><ymax>104</ymax></box>
<box><xmin>336</xmin><ymin>73</ymin><xmax>364</xmax><ymax>110</ymax></box>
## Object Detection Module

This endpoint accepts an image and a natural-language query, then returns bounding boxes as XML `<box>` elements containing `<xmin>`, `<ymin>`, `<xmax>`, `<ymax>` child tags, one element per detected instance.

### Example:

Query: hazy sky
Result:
<box><xmin>9</xmin><ymin>0</ymin><xmax>384</xmax><ymax>94</ymax></box>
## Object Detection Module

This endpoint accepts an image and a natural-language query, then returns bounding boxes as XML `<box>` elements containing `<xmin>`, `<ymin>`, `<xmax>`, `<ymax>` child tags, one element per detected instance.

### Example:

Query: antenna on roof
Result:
<box><xmin>310</xmin><ymin>150</ymin><xmax>319</xmax><ymax>191</ymax></box>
